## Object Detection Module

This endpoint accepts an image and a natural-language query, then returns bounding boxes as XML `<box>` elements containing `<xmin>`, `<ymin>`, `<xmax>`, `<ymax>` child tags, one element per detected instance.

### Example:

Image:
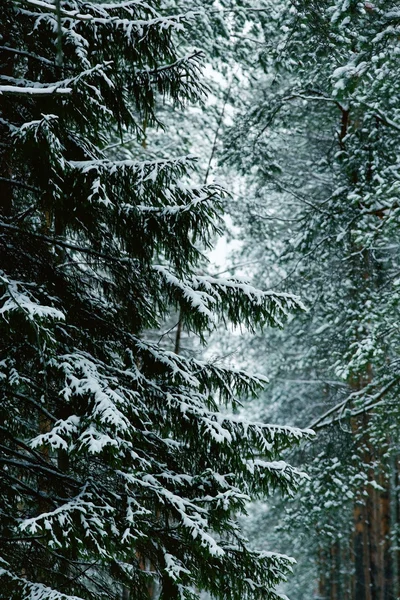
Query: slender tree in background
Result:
<box><xmin>0</xmin><ymin>1</ymin><xmax>311</xmax><ymax>599</ymax></box>
<box><xmin>224</xmin><ymin>0</ymin><xmax>400</xmax><ymax>598</ymax></box>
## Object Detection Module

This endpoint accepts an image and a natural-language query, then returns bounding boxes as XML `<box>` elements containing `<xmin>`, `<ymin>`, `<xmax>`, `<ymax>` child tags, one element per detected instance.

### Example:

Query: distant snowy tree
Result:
<box><xmin>0</xmin><ymin>1</ymin><xmax>310</xmax><ymax>599</ymax></box>
<box><xmin>224</xmin><ymin>0</ymin><xmax>400</xmax><ymax>598</ymax></box>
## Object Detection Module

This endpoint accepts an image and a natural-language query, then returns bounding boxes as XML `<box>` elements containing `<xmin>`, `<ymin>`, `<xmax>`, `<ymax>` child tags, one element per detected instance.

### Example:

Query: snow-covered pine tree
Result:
<box><xmin>0</xmin><ymin>1</ymin><xmax>310</xmax><ymax>599</ymax></box>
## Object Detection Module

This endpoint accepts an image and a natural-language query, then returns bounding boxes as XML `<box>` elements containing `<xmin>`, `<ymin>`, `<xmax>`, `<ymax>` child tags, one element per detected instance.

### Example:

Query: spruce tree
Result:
<box><xmin>0</xmin><ymin>1</ymin><xmax>309</xmax><ymax>599</ymax></box>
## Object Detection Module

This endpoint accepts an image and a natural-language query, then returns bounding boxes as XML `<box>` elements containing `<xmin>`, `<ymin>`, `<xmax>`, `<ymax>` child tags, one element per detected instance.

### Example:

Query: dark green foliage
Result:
<box><xmin>0</xmin><ymin>2</ymin><xmax>309</xmax><ymax>599</ymax></box>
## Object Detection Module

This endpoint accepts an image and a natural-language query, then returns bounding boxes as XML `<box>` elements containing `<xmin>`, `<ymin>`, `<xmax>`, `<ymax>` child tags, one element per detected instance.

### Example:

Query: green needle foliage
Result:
<box><xmin>0</xmin><ymin>1</ymin><xmax>310</xmax><ymax>599</ymax></box>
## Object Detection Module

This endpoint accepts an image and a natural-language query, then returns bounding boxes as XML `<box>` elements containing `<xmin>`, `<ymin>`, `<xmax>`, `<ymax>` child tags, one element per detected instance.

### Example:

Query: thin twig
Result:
<box><xmin>0</xmin><ymin>45</ymin><xmax>54</xmax><ymax>66</ymax></box>
<box><xmin>0</xmin><ymin>221</ymin><xmax>130</xmax><ymax>265</ymax></box>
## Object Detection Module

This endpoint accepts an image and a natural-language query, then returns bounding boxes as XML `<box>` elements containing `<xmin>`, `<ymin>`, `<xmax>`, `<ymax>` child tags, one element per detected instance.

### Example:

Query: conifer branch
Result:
<box><xmin>0</xmin><ymin>222</ymin><xmax>130</xmax><ymax>264</ymax></box>
<box><xmin>0</xmin><ymin>84</ymin><xmax>72</xmax><ymax>95</ymax></box>
<box><xmin>0</xmin><ymin>45</ymin><xmax>54</xmax><ymax>66</ymax></box>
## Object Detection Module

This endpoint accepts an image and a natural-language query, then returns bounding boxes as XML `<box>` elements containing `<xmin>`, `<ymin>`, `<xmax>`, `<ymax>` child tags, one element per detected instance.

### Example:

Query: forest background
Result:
<box><xmin>2</xmin><ymin>1</ymin><xmax>400</xmax><ymax>600</ymax></box>
<box><xmin>160</xmin><ymin>2</ymin><xmax>400</xmax><ymax>597</ymax></box>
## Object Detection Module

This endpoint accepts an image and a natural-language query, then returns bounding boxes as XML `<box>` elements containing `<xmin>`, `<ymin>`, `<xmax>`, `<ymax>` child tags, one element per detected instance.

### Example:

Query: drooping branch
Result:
<box><xmin>0</xmin><ymin>45</ymin><xmax>55</xmax><ymax>66</ymax></box>
<box><xmin>0</xmin><ymin>221</ymin><xmax>130</xmax><ymax>264</ymax></box>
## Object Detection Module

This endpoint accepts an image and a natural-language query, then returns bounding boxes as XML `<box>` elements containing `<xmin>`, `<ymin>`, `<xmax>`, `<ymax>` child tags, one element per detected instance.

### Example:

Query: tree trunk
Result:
<box><xmin>318</xmin><ymin>545</ymin><xmax>327</xmax><ymax>599</ymax></box>
<box><xmin>390</xmin><ymin>453</ymin><xmax>399</xmax><ymax>600</ymax></box>
<box><xmin>362</xmin><ymin>496</ymin><xmax>373</xmax><ymax>600</ymax></box>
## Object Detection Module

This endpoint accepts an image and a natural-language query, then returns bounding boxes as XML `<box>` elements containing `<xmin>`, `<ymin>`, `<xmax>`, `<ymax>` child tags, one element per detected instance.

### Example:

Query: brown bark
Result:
<box><xmin>392</xmin><ymin>455</ymin><xmax>400</xmax><ymax>600</ymax></box>
<box><xmin>318</xmin><ymin>546</ymin><xmax>327</xmax><ymax>599</ymax></box>
<box><xmin>354</xmin><ymin>499</ymin><xmax>366</xmax><ymax>600</ymax></box>
<box><xmin>342</xmin><ymin>539</ymin><xmax>352</xmax><ymax>600</ymax></box>
<box><xmin>379</xmin><ymin>478</ymin><xmax>391</xmax><ymax>600</ymax></box>
<box><xmin>330</xmin><ymin>541</ymin><xmax>339</xmax><ymax>600</ymax></box>
<box><xmin>376</xmin><ymin>476</ymin><xmax>389</xmax><ymax>600</ymax></box>
<box><xmin>351</xmin><ymin>414</ymin><xmax>393</xmax><ymax>600</ymax></box>
<box><xmin>361</xmin><ymin>497</ymin><xmax>372</xmax><ymax>600</ymax></box>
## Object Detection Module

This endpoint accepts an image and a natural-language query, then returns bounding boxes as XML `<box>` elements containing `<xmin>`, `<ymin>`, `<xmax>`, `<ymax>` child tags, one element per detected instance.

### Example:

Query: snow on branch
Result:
<box><xmin>67</xmin><ymin>156</ymin><xmax>224</xmax><ymax>247</ymax></box>
<box><xmin>0</xmin><ymin>84</ymin><xmax>72</xmax><ymax>96</ymax></box>
<box><xmin>0</xmin><ymin>569</ymin><xmax>85</xmax><ymax>600</ymax></box>
<box><xmin>155</xmin><ymin>265</ymin><xmax>217</xmax><ymax>322</ymax></box>
<box><xmin>39</xmin><ymin>351</ymin><xmax>143</xmax><ymax>454</ymax></box>
<box><xmin>118</xmin><ymin>470</ymin><xmax>225</xmax><ymax>557</ymax></box>
<box><xmin>19</xmin><ymin>481</ymin><xmax>115</xmax><ymax>557</ymax></box>
<box><xmin>69</xmin><ymin>154</ymin><xmax>198</xmax><ymax>177</ymax></box>
<box><xmin>16</xmin><ymin>0</ymin><xmax>194</xmax><ymax>31</ymax></box>
<box><xmin>0</xmin><ymin>274</ymin><xmax>65</xmax><ymax>323</ymax></box>
<box><xmin>134</xmin><ymin>337</ymin><xmax>266</xmax><ymax>399</ymax></box>
<box><xmin>154</xmin><ymin>266</ymin><xmax>305</xmax><ymax>330</ymax></box>
<box><xmin>310</xmin><ymin>376</ymin><xmax>400</xmax><ymax>429</ymax></box>
<box><xmin>243</xmin><ymin>458</ymin><xmax>309</xmax><ymax>486</ymax></box>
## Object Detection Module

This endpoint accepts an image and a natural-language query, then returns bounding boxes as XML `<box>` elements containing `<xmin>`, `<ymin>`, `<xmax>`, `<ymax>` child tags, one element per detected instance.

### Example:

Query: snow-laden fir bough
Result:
<box><xmin>0</xmin><ymin>1</ymin><xmax>311</xmax><ymax>598</ymax></box>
